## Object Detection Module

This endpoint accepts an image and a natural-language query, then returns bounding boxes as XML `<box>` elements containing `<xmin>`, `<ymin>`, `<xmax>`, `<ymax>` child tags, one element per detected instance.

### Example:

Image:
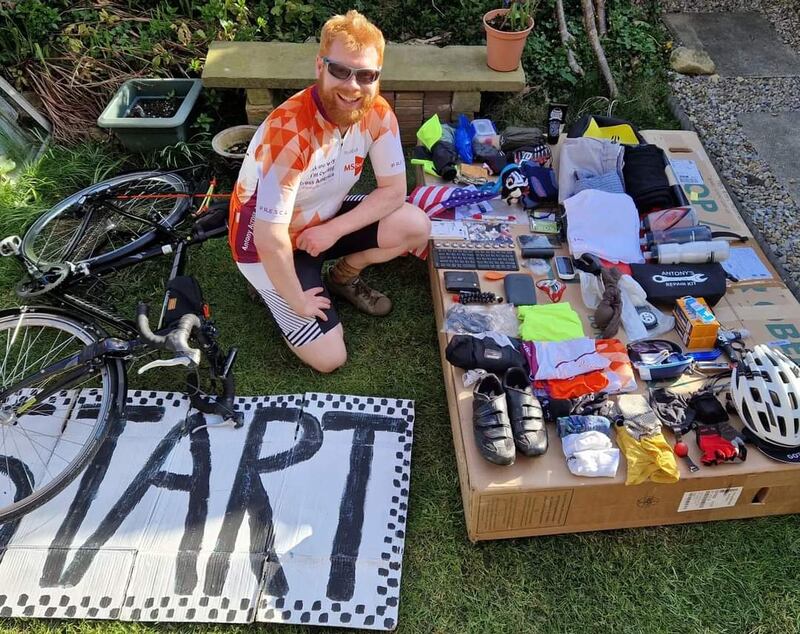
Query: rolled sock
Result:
<box><xmin>567</xmin><ymin>449</ymin><xmax>620</xmax><ymax>477</ymax></box>
<box><xmin>617</xmin><ymin>394</ymin><xmax>661</xmax><ymax>440</ymax></box>
<box><xmin>561</xmin><ymin>430</ymin><xmax>612</xmax><ymax>457</ymax></box>
<box><xmin>330</xmin><ymin>258</ymin><xmax>363</xmax><ymax>284</ymax></box>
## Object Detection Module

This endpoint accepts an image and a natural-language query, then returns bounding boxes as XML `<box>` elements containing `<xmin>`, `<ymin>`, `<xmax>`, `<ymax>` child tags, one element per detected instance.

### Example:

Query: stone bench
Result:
<box><xmin>202</xmin><ymin>41</ymin><xmax>526</xmax><ymax>144</ymax></box>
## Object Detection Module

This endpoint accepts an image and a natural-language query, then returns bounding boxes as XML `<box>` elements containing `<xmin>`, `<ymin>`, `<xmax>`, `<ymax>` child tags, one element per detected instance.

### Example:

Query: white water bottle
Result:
<box><xmin>647</xmin><ymin>240</ymin><xmax>730</xmax><ymax>264</ymax></box>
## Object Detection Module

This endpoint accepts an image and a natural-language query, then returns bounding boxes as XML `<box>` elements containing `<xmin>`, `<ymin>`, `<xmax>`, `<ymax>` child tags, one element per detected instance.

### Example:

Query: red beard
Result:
<box><xmin>316</xmin><ymin>77</ymin><xmax>377</xmax><ymax>127</ymax></box>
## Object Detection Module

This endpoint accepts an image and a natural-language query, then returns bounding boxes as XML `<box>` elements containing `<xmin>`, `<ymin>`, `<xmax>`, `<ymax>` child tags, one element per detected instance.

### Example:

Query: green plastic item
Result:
<box><xmin>97</xmin><ymin>78</ymin><xmax>203</xmax><ymax>152</ymax></box>
<box><xmin>416</xmin><ymin>114</ymin><xmax>443</xmax><ymax>151</ymax></box>
<box><xmin>410</xmin><ymin>157</ymin><xmax>439</xmax><ymax>177</ymax></box>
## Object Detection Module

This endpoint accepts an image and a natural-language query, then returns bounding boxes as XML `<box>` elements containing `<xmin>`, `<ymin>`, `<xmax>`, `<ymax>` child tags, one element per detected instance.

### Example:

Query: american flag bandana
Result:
<box><xmin>407</xmin><ymin>184</ymin><xmax>496</xmax><ymax>218</ymax></box>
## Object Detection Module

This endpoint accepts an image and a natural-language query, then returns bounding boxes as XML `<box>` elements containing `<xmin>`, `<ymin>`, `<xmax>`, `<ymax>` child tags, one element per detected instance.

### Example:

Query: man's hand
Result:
<box><xmin>296</xmin><ymin>222</ymin><xmax>340</xmax><ymax>257</ymax></box>
<box><xmin>296</xmin><ymin>287</ymin><xmax>331</xmax><ymax>321</ymax></box>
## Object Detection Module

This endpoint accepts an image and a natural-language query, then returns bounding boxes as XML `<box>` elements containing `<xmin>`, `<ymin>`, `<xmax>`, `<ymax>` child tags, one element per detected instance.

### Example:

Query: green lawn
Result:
<box><xmin>1</xmin><ymin>144</ymin><xmax>799</xmax><ymax>634</ymax></box>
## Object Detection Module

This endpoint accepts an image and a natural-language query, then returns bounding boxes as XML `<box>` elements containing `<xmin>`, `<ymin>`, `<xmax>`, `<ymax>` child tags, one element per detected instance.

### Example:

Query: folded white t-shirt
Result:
<box><xmin>565</xmin><ymin>190</ymin><xmax>644</xmax><ymax>264</ymax></box>
<box><xmin>530</xmin><ymin>338</ymin><xmax>610</xmax><ymax>380</ymax></box>
<box><xmin>562</xmin><ymin>430</ymin><xmax>620</xmax><ymax>477</ymax></box>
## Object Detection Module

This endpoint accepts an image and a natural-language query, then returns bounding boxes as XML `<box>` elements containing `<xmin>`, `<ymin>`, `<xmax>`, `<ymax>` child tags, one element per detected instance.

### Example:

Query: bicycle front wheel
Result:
<box><xmin>0</xmin><ymin>308</ymin><xmax>123</xmax><ymax>522</ymax></box>
<box><xmin>21</xmin><ymin>171</ymin><xmax>191</xmax><ymax>269</ymax></box>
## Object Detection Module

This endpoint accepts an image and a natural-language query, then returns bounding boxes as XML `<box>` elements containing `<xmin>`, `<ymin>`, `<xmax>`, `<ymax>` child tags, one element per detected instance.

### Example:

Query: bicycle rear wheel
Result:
<box><xmin>21</xmin><ymin>171</ymin><xmax>191</xmax><ymax>269</ymax></box>
<box><xmin>0</xmin><ymin>308</ymin><xmax>123</xmax><ymax>522</ymax></box>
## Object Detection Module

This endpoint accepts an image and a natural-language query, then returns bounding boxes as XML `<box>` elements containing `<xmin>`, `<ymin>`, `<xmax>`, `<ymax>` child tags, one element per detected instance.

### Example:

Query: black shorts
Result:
<box><xmin>236</xmin><ymin>195</ymin><xmax>380</xmax><ymax>347</ymax></box>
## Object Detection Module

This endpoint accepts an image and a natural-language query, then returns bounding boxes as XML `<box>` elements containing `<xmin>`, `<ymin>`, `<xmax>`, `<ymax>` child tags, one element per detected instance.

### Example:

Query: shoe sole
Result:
<box><xmin>482</xmin><ymin>452</ymin><xmax>515</xmax><ymax>466</ymax></box>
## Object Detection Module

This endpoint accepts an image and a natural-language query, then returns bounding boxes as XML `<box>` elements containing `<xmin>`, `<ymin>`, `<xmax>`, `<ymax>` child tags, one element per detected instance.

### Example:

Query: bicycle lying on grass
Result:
<box><xmin>0</xmin><ymin>169</ymin><xmax>242</xmax><ymax>522</ymax></box>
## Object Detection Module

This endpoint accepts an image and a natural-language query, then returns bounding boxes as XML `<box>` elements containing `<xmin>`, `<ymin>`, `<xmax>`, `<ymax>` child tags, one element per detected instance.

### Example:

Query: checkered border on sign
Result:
<box><xmin>122</xmin><ymin>591</ymin><xmax>257</xmax><ymax>623</ymax></box>
<box><xmin>0</xmin><ymin>588</ymin><xmax>123</xmax><ymax>620</ymax></box>
<box><xmin>233</xmin><ymin>393</ymin><xmax>304</xmax><ymax>413</ymax></box>
<box><xmin>256</xmin><ymin>393</ymin><xmax>415</xmax><ymax>630</ymax></box>
<box><xmin>1</xmin><ymin>392</ymin><xmax>413</xmax><ymax>629</ymax></box>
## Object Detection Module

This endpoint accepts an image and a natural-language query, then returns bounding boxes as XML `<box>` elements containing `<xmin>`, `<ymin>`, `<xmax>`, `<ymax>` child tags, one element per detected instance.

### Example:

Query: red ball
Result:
<box><xmin>674</xmin><ymin>442</ymin><xmax>689</xmax><ymax>458</ymax></box>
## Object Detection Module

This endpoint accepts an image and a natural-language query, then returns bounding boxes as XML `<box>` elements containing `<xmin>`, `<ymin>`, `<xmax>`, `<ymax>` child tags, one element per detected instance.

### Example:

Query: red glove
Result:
<box><xmin>696</xmin><ymin>424</ymin><xmax>740</xmax><ymax>466</ymax></box>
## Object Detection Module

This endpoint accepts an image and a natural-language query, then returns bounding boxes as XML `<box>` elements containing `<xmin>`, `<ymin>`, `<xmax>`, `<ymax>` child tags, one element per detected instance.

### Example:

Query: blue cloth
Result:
<box><xmin>519</xmin><ymin>162</ymin><xmax>558</xmax><ymax>208</ymax></box>
<box><xmin>573</xmin><ymin>169</ymin><xmax>625</xmax><ymax>195</ymax></box>
<box><xmin>556</xmin><ymin>415</ymin><xmax>613</xmax><ymax>438</ymax></box>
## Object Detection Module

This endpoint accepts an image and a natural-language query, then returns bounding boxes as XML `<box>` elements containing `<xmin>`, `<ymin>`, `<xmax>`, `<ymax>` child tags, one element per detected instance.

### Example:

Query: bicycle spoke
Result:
<box><xmin>0</xmin><ymin>311</ymin><xmax>118</xmax><ymax>518</ymax></box>
<box><xmin>3</xmin><ymin>327</ymin><xmax>78</xmax><ymax>389</ymax></box>
<box><xmin>7</xmin><ymin>421</ymin><xmax>35</xmax><ymax>495</ymax></box>
<box><xmin>12</xmin><ymin>425</ymin><xmax>59</xmax><ymax>485</ymax></box>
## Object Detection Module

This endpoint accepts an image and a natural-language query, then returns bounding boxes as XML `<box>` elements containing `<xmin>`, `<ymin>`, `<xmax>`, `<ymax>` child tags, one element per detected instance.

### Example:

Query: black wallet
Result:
<box><xmin>444</xmin><ymin>271</ymin><xmax>480</xmax><ymax>292</ymax></box>
<box><xmin>517</xmin><ymin>234</ymin><xmax>555</xmax><ymax>259</ymax></box>
<box><xmin>503</xmin><ymin>273</ymin><xmax>537</xmax><ymax>305</ymax></box>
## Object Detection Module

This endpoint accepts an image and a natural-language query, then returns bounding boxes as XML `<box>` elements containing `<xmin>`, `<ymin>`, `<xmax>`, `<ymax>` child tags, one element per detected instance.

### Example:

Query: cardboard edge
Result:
<box><xmin>661</xmin><ymin>95</ymin><xmax>800</xmax><ymax>303</ymax></box>
<box><xmin>428</xmin><ymin>254</ymin><xmax>479</xmax><ymax>543</ymax></box>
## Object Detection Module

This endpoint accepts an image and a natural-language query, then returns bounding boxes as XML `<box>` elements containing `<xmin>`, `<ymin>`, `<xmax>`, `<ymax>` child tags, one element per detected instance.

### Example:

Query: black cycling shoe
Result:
<box><xmin>472</xmin><ymin>373</ymin><xmax>515</xmax><ymax>465</ymax></box>
<box><xmin>503</xmin><ymin>366</ymin><xmax>548</xmax><ymax>457</ymax></box>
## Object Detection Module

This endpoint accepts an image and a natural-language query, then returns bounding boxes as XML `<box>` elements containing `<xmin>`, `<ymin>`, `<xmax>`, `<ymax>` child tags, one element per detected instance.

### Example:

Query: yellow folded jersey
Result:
<box><xmin>615</xmin><ymin>425</ymin><xmax>680</xmax><ymax>485</ymax></box>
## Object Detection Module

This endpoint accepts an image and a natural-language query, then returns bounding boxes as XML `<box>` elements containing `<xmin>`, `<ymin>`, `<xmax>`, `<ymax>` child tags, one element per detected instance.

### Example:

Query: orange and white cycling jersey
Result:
<box><xmin>228</xmin><ymin>86</ymin><xmax>405</xmax><ymax>263</ymax></box>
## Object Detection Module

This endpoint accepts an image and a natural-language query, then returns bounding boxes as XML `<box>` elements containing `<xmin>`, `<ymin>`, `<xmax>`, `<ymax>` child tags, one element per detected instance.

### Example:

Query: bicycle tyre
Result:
<box><xmin>0</xmin><ymin>307</ymin><xmax>124</xmax><ymax>523</ymax></box>
<box><xmin>21</xmin><ymin>171</ymin><xmax>191</xmax><ymax>269</ymax></box>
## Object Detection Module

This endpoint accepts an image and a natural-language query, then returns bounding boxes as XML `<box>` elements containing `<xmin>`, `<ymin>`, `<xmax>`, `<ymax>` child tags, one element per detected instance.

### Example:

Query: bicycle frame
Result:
<box><xmin>4</xmin><ymin>183</ymin><xmax>240</xmax><ymax>427</ymax></box>
<box><xmin>37</xmin><ymin>203</ymin><xmax>229</xmax><ymax>336</ymax></box>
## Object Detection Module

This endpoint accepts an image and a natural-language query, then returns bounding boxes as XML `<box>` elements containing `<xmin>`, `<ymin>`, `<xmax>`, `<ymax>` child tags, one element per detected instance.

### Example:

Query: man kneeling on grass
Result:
<box><xmin>228</xmin><ymin>10</ymin><xmax>430</xmax><ymax>373</ymax></box>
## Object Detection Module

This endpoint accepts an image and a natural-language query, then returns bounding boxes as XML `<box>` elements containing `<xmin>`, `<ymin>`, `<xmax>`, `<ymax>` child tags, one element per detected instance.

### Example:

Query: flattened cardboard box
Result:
<box><xmin>428</xmin><ymin>130</ymin><xmax>800</xmax><ymax>541</ymax></box>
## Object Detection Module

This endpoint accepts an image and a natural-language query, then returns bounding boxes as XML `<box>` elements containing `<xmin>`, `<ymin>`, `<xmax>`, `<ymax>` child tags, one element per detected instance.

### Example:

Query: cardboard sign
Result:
<box><xmin>0</xmin><ymin>391</ymin><xmax>414</xmax><ymax>630</ymax></box>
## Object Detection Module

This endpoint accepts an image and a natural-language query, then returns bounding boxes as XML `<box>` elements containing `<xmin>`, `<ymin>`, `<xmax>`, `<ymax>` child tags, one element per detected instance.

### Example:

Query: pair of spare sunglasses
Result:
<box><xmin>322</xmin><ymin>56</ymin><xmax>381</xmax><ymax>85</ymax></box>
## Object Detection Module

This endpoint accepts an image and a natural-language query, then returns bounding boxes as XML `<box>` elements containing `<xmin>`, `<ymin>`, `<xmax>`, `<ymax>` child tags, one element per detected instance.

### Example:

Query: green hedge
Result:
<box><xmin>0</xmin><ymin>0</ymin><xmax>674</xmax><ymax>136</ymax></box>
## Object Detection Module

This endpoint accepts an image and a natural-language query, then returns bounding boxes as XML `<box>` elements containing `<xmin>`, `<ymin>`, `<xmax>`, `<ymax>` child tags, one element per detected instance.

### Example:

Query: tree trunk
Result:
<box><xmin>581</xmin><ymin>0</ymin><xmax>618</xmax><ymax>98</ymax></box>
<box><xmin>556</xmin><ymin>0</ymin><xmax>584</xmax><ymax>76</ymax></box>
<box><xmin>595</xmin><ymin>0</ymin><xmax>607</xmax><ymax>37</ymax></box>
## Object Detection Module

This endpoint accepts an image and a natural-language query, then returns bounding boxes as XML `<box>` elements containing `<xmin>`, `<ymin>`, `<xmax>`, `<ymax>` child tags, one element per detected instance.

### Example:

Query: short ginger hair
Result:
<box><xmin>319</xmin><ymin>10</ymin><xmax>385</xmax><ymax>66</ymax></box>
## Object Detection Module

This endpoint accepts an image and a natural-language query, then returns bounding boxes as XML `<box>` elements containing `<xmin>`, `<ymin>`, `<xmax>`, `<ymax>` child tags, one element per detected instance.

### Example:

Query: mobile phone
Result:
<box><xmin>555</xmin><ymin>256</ymin><xmax>575</xmax><ymax>280</ymax></box>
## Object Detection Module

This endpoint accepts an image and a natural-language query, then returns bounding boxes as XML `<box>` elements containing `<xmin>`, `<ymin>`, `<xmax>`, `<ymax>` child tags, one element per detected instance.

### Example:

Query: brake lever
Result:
<box><xmin>138</xmin><ymin>354</ymin><xmax>196</xmax><ymax>375</ymax></box>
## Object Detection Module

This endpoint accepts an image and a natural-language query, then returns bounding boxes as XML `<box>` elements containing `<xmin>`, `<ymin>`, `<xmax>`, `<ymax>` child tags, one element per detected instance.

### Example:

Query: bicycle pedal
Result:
<box><xmin>0</xmin><ymin>235</ymin><xmax>21</xmax><ymax>257</ymax></box>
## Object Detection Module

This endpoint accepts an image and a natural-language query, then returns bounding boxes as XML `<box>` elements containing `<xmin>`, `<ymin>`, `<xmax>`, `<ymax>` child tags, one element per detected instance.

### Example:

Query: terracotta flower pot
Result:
<box><xmin>483</xmin><ymin>8</ymin><xmax>534</xmax><ymax>72</ymax></box>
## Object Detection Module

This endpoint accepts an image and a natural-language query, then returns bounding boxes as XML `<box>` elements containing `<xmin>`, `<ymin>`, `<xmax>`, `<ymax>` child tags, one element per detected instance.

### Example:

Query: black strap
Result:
<box><xmin>710</xmin><ymin>230</ymin><xmax>749</xmax><ymax>242</ymax></box>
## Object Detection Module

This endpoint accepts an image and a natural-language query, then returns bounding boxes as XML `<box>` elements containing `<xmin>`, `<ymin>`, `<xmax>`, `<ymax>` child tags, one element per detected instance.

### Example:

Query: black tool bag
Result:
<box><xmin>164</xmin><ymin>275</ymin><xmax>207</xmax><ymax>327</ymax></box>
<box><xmin>629</xmin><ymin>263</ymin><xmax>727</xmax><ymax>306</ymax></box>
<box><xmin>445</xmin><ymin>334</ymin><xmax>527</xmax><ymax>374</ymax></box>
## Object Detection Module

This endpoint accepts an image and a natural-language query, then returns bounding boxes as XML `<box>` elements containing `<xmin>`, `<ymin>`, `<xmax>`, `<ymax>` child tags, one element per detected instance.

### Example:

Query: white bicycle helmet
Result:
<box><xmin>730</xmin><ymin>344</ymin><xmax>800</xmax><ymax>448</ymax></box>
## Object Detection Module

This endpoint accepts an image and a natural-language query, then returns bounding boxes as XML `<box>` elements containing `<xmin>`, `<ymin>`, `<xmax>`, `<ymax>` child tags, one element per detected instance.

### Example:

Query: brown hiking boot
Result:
<box><xmin>326</xmin><ymin>275</ymin><xmax>392</xmax><ymax>316</ymax></box>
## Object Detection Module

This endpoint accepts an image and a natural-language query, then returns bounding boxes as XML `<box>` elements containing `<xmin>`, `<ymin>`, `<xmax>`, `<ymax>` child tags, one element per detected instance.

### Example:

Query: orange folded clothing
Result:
<box><xmin>534</xmin><ymin>338</ymin><xmax>636</xmax><ymax>398</ymax></box>
<box><xmin>536</xmin><ymin>371</ymin><xmax>609</xmax><ymax>399</ymax></box>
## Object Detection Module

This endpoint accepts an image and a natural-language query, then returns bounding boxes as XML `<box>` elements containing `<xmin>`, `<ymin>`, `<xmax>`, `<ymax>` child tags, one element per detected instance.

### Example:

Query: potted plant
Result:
<box><xmin>97</xmin><ymin>78</ymin><xmax>203</xmax><ymax>152</ymax></box>
<box><xmin>483</xmin><ymin>0</ymin><xmax>537</xmax><ymax>72</ymax></box>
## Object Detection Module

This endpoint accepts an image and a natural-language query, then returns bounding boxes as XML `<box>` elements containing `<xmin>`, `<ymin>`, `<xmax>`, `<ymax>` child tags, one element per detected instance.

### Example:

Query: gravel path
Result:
<box><xmin>661</xmin><ymin>0</ymin><xmax>800</xmax><ymax>54</ymax></box>
<box><xmin>664</xmin><ymin>1</ymin><xmax>800</xmax><ymax>286</ymax></box>
<box><xmin>670</xmin><ymin>76</ymin><xmax>800</xmax><ymax>274</ymax></box>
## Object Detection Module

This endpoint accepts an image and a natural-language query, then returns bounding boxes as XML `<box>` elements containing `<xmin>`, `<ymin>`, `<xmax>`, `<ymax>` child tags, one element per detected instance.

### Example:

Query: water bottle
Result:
<box><xmin>646</xmin><ymin>240</ymin><xmax>730</xmax><ymax>264</ymax></box>
<box><xmin>642</xmin><ymin>225</ymin><xmax>713</xmax><ymax>248</ymax></box>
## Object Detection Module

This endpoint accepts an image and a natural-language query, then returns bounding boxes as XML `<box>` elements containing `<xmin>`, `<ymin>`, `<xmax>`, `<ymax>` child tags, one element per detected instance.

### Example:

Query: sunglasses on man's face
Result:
<box><xmin>322</xmin><ymin>56</ymin><xmax>381</xmax><ymax>85</ymax></box>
